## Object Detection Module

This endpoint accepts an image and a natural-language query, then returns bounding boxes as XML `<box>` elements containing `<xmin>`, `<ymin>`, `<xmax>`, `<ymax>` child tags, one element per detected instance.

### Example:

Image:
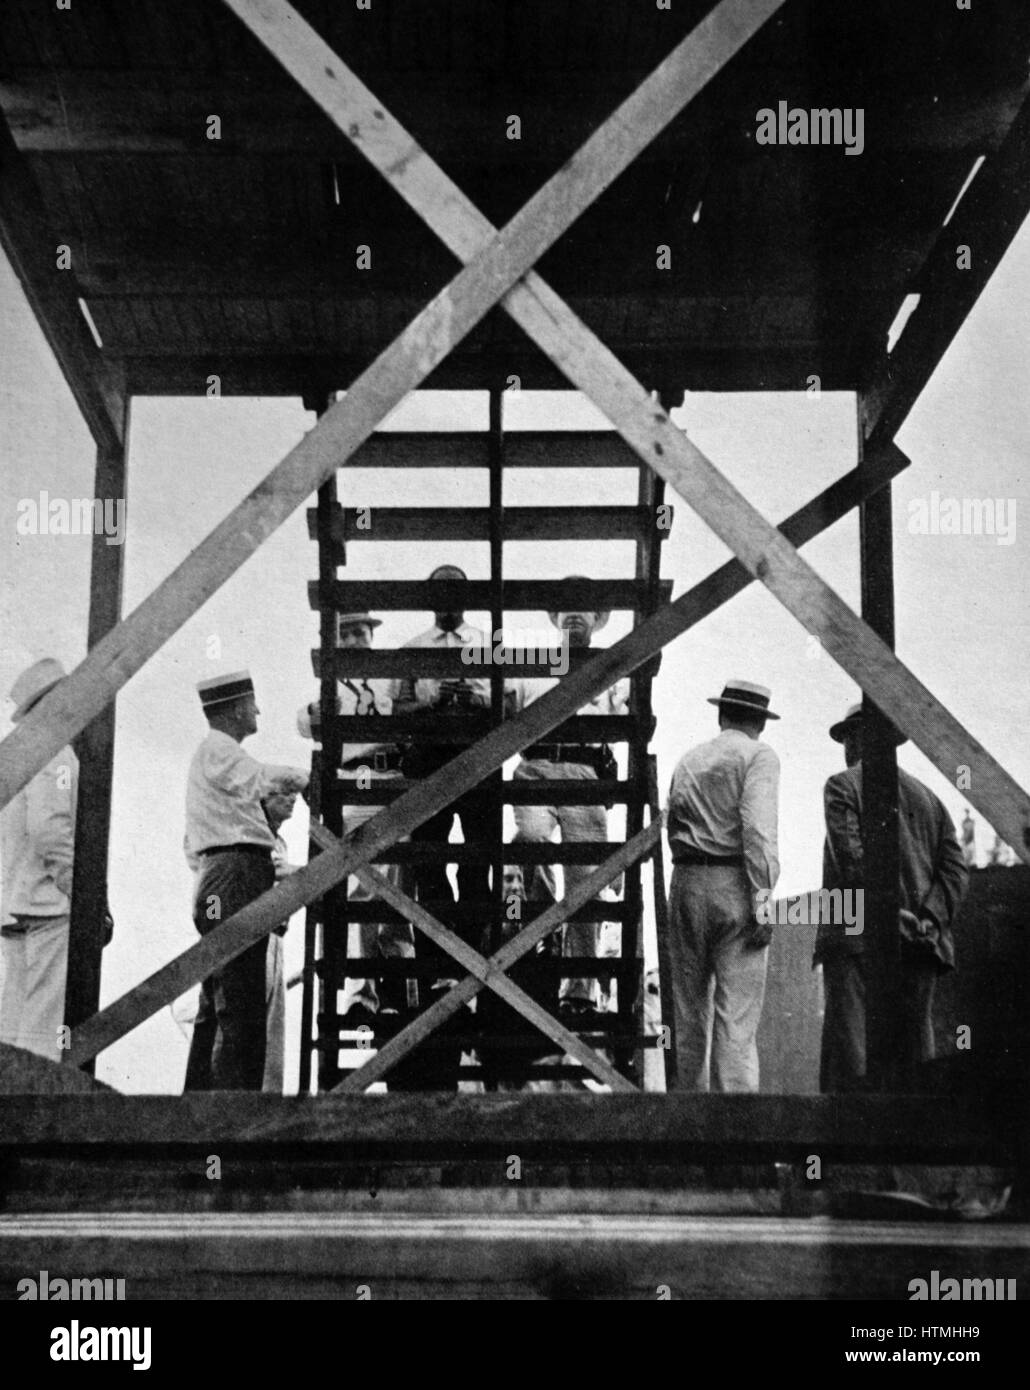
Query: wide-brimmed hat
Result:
<box><xmin>829</xmin><ymin>701</ymin><xmax>908</xmax><ymax>746</ymax></box>
<box><xmin>548</xmin><ymin>577</ymin><xmax>609</xmax><ymax>632</ymax></box>
<box><xmin>707</xmin><ymin>679</ymin><xmax>780</xmax><ymax>721</ymax></box>
<box><xmin>9</xmin><ymin>658</ymin><xmax>67</xmax><ymax>721</ymax></box>
<box><xmin>197</xmin><ymin>670</ymin><xmax>255</xmax><ymax>711</ymax></box>
<box><xmin>337</xmin><ymin>611</ymin><xmax>381</xmax><ymax>635</ymax></box>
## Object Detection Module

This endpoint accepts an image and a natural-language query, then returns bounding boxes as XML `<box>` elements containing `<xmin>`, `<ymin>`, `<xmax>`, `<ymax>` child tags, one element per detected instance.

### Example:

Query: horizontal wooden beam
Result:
<box><xmin>314</xmin><ymin>648</ymin><xmax>606</xmax><ymax>680</ymax></box>
<box><xmin>314</xmin><ymin>579</ymin><xmax>674</xmax><ymax>611</ymax></box>
<box><xmin>122</xmin><ymin>349</ymin><xmax>860</xmax><ymax>398</ymax></box>
<box><xmin>307</xmin><ymin>505</ymin><xmax>667</xmax><ymax>544</ymax></box>
<box><xmin>323</xmin><ymin>715</ymin><xmax>638</xmax><ymax>742</ymax></box>
<box><xmin>359</xmin><ymin>842</ymin><xmax>638</xmax><ymax>867</ymax></box>
<box><xmin>325</xmin><ymin>778</ymin><xmax>642</xmax><ymax>807</ymax></box>
<box><xmin>8</xmin><ymin>72</ymin><xmax>1019</xmax><ymax>157</ymax></box>
<box><xmin>337</xmin><ymin>431</ymin><xmax>646</xmax><ymax>470</ymax></box>
<box><xmin>0</xmin><ymin>1094</ymin><xmax>1020</xmax><ymax>1163</ymax></box>
<box><xmin>0</xmin><ymin>115</ymin><xmax>126</xmax><ymax>452</ymax></box>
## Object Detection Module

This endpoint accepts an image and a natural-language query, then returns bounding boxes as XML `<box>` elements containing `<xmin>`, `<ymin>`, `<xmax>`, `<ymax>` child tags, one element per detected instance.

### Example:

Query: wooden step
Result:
<box><xmin>307</xmin><ymin>504</ymin><xmax>671</xmax><ymax>545</ymax></box>
<box><xmin>323</xmin><ymin>900</ymin><xmax>628</xmax><ymax>923</ymax></box>
<box><xmin>340</xmin><ymin>431</ymin><xmax>641</xmax><ymax>470</ymax></box>
<box><xmin>2</xmin><ymin>1212</ymin><xmax>1026</xmax><ymax>1300</ymax></box>
<box><xmin>325</xmin><ymin>714</ymin><xmax>641</xmax><ymax>742</ymax></box>
<box><xmin>323</xmin><ymin>777</ymin><xmax>642</xmax><ymax>806</ymax></box>
<box><xmin>361</xmin><ymin>841</ymin><xmax>641</xmax><ymax>866</ymax></box>
<box><xmin>312</xmin><ymin>647</ymin><xmax>603</xmax><ymax>679</ymax></box>
<box><xmin>311</xmin><ymin>578</ymin><xmax>673</xmax><ymax>612</ymax></box>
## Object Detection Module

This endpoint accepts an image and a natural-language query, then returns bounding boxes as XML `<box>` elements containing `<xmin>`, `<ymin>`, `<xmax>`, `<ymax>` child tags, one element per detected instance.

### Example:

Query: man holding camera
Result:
<box><xmin>392</xmin><ymin>565</ymin><xmax>492</xmax><ymax>983</ymax></box>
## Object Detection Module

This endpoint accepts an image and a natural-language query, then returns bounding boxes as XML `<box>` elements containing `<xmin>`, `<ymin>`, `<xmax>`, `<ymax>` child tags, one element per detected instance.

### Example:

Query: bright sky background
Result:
<box><xmin>1</xmin><ymin>222</ymin><xmax>1028</xmax><ymax>1092</ymax></box>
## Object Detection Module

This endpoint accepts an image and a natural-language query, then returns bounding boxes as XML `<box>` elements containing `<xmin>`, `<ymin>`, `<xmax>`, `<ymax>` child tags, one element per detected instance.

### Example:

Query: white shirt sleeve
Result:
<box><xmin>740</xmin><ymin>745</ymin><xmax>780</xmax><ymax>902</ymax></box>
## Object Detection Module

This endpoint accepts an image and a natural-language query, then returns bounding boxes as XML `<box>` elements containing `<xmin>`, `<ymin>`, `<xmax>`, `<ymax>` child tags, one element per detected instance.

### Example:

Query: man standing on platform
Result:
<box><xmin>297</xmin><ymin>611</ymin><xmax>414</xmax><ymax>1024</ymax></box>
<box><xmin>184</xmin><ymin>670</ymin><xmax>307</xmax><ymax>1091</ymax></box>
<box><xmin>393</xmin><ymin>565</ymin><xmax>492</xmax><ymax>987</ymax></box>
<box><xmin>815</xmin><ymin>702</ymin><xmax>968</xmax><ymax>1092</ymax></box>
<box><xmin>0</xmin><ymin>659</ymin><xmax>80</xmax><ymax>1060</ymax></box>
<box><xmin>665</xmin><ymin>679</ymin><xmax>781</xmax><ymax>1092</ymax></box>
<box><xmin>506</xmin><ymin>583</ymin><xmax>627</xmax><ymax>1022</ymax></box>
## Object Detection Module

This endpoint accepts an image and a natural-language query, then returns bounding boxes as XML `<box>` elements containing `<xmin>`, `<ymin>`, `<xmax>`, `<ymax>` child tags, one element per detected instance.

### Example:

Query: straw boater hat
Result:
<box><xmin>548</xmin><ymin>576</ymin><xmax>609</xmax><ymax>632</ymax></box>
<box><xmin>829</xmin><ymin>701</ymin><xmax>907</xmax><ymax>746</ymax></box>
<box><xmin>9</xmin><ymin>657</ymin><xmax>67</xmax><ymax>721</ymax></box>
<box><xmin>707</xmin><ymin>679</ymin><xmax>780</xmax><ymax>721</ymax></box>
<box><xmin>337</xmin><ymin>611</ymin><xmax>381</xmax><ymax>635</ymax></box>
<box><xmin>197</xmin><ymin>670</ymin><xmax>255</xmax><ymax>711</ymax></box>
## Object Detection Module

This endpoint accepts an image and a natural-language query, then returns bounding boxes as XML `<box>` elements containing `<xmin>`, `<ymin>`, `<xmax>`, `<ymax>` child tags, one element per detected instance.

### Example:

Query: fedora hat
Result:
<box><xmin>337</xmin><ymin>611</ymin><xmax>381</xmax><ymax>635</ymax></box>
<box><xmin>829</xmin><ymin>701</ymin><xmax>907</xmax><ymax>746</ymax></box>
<box><xmin>548</xmin><ymin>577</ymin><xmax>609</xmax><ymax>632</ymax></box>
<box><xmin>707</xmin><ymin>679</ymin><xmax>780</xmax><ymax>721</ymax></box>
<box><xmin>9</xmin><ymin>658</ymin><xmax>67</xmax><ymax>721</ymax></box>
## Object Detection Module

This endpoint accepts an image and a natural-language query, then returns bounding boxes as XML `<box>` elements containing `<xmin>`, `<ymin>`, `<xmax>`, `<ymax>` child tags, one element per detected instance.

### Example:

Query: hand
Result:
<box><xmin>103</xmin><ymin>910</ymin><xmax>114</xmax><ymax>947</ymax></box>
<box><xmin>744</xmin><ymin>918</ymin><xmax>774</xmax><ymax>952</ymax></box>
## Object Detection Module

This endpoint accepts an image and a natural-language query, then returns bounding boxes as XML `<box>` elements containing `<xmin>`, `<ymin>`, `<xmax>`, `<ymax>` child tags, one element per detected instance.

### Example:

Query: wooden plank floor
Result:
<box><xmin>1</xmin><ymin>1214</ymin><xmax>1027</xmax><ymax>1300</ymax></box>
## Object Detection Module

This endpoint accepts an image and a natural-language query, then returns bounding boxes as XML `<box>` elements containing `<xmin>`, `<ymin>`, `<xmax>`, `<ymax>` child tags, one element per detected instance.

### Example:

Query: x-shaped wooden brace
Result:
<box><xmin>24</xmin><ymin>0</ymin><xmax>1024</xmax><ymax>1068</ymax></box>
<box><xmin>308</xmin><ymin>818</ymin><xmax>664</xmax><ymax>1093</ymax></box>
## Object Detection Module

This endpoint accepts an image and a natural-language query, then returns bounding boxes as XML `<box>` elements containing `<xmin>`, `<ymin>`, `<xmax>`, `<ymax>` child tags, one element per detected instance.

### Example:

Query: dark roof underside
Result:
<box><xmin>2</xmin><ymin>0</ymin><xmax>1029</xmax><ymax>396</ymax></box>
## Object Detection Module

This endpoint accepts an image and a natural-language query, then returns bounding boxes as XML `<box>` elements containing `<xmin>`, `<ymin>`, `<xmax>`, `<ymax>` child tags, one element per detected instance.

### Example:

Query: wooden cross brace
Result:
<box><xmin>307</xmin><ymin>818</ymin><xmax>663</xmax><ymax>1094</ymax></box>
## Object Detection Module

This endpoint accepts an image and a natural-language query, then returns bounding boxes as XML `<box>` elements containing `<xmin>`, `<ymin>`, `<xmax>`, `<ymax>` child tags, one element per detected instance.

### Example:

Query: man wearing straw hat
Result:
<box><xmin>665</xmin><ymin>679</ymin><xmax>782</xmax><ymax>1092</ymax></box>
<box><xmin>0</xmin><ymin>659</ymin><xmax>79</xmax><ymax>1059</ymax></box>
<box><xmin>184</xmin><ymin>670</ymin><xmax>307</xmax><ymax>1090</ymax></box>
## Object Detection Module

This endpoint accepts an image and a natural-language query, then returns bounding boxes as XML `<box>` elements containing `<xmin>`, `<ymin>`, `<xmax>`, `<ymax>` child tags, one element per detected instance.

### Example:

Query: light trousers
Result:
<box><xmin>666</xmin><ymin>864</ymin><xmax>768</xmax><ymax>1093</ymax></box>
<box><xmin>0</xmin><ymin>914</ymin><xmax>69</xmax><ymax>1061</ymax></box>
<box><xmin>512</xmin><ymin>759</ymin><xmax>609</xmax><ymax>1005</ymax></box>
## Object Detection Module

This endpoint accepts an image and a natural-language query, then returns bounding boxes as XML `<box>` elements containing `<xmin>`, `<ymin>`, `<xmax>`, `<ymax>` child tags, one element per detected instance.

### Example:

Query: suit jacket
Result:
<box><xmin>814</xmin><ymin>763</ymin><xmax>968</xmax><ymax>970</ymax></box>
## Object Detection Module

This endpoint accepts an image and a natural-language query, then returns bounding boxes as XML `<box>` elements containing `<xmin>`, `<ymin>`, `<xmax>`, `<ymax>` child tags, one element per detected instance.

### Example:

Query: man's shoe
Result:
<box><xmin>559</xmin><ymin>998</ymin><xmax>598</xmax><ymax>1024</ymax></box>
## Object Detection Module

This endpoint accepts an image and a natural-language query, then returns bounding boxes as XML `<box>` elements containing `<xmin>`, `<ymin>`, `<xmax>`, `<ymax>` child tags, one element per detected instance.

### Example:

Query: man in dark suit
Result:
<box><xmin>815</xmin><ymin>703</ymin><xmax>968</xmax><ymax>1092</ymax></box>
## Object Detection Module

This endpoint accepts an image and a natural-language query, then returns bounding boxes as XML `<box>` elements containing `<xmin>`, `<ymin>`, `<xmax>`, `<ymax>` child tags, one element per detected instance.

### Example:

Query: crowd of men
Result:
<box><xmin>0</xmin><ymin>591</ymin><xmax>969</xmax><ymax>1094</ymax></box>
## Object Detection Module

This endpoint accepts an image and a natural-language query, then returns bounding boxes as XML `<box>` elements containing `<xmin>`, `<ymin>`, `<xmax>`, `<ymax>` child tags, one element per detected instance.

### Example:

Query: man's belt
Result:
<box><xmin>197</xmin><ymin>843</ymin><xmax>273</xmax><ymax>859</ymax></box>
<box><xmin>672</xmin><ymin>849</ymin><xmax>746</xmax><ymax>868</ymax></box>
<box><xmin>341</xmin><ymin>747</ymin><xmax>403</xmax><ymax>774</ymax></box>
<box><xmin>523</xmin><ymin>742</ymin><xmax>601</xmax><ymax>768</ymax></box>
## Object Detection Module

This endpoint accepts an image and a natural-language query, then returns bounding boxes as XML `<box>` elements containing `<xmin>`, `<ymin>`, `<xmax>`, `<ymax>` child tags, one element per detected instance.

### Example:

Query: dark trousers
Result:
<box><xmin>820</xmin><ymin>952</ymin><xmax>937</xmax><ymax>1093</ymax></box>
<box><xmin>404</xmin><ymin>746</ymin><xmax>493</xmax><ymax>968</ymax></box>
<box><xmin>184</xmin><ymin>849</ymin><xmax>274</xmax><ymax>1091</ymax></box>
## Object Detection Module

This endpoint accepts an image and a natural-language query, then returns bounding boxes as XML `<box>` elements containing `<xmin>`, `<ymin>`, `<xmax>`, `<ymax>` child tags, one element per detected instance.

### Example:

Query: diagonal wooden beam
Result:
<box><xmin>64</xmin><ymin>449</ymin><xmax>908</xmax><ymax>1066</ymax></box>
<box><xmin>329</xmin><ymin>822</ymin><xmax>663</xmax><ymax>1095</ymax></box>
<box><xmin>0</xmin><ymin>0</ymin><xmax>783</xmax><ymax>812</ymax></box>
<box><xmin>235</xmin><ymin>0</ymin><xmax>1030</xmax><ymax>856</ymax></box>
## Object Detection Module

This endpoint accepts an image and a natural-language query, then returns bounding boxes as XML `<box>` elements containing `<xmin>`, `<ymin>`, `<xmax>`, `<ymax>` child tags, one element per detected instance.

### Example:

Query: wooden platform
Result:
<box><xmin>1</xmin><ymin>1213</ymin><xmax>1026</xmax><ymax>1300</ymax></box>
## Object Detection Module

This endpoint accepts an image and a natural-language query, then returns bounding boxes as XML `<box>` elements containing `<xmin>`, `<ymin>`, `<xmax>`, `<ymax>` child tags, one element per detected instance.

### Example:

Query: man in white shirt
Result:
<box><xmin>506</xmin><ymin>588</ymin><xmax>628</xmax><ymax>1019</ymax></box>
<box><xmin>0</xmin><ymin>659</ymin><xmax>79</xmax><ymax>1060</ymax></box>
<box><xmin>298</xmin><ymin>611</ymin><xmax>414</xmax><ymax>1023</ymax></box>
<box><xmin>392</xmin><ymin>565</ymin><xmax>493</xmax><ymax>983</ymax></box>
<box><xmin>665</xmin><ymin>679</ymin><xmax>781</xmax><ymax>1092</ymax></box>
<box><xmin>184</xmin><ymin>670</ymin><xmax>307</xmax><ymax>1091</ymax></box>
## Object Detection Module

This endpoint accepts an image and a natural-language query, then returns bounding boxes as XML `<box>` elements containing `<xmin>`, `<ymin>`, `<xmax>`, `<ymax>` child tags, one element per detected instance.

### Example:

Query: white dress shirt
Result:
<box><xmin>506</xmin><ymin>674</ymin><xmax>629</xmax><ymax>729</ymax></box>
<box><xmin>667</xmin><ymin>728</ymin><xmax>780</xmax><ymax>899</ymax></box>
<box><xmin>297</xmin><ymin>676</ymin><xmax>396</xmax><ymax>767</ymax></box>
<box><xmin>185</xmin><ymin>730</ymin><xmax>307</xmax><ymax>854</ymax></box>
<box><xmin>0</xmin><ymin>748</ymin><xmax>78</xmax><ymax>921</ymax></box>
<box><xmin>395</xmin><ymin>622</ymin><xmax>490</xmax><ymax>709</ymax></box>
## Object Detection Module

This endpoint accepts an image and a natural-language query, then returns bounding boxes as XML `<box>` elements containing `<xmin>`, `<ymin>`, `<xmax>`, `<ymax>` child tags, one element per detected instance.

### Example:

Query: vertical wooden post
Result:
<box><xmin>487</xmin><ymin>386</ymin><xmax>506</xmax><ymax>961</ymax></box>
<box><xmin>65</xmin><ymin>410</ymin><xmax>130</xmax><ymax>1055</ymax></box>
<box><xmin>857</xmin><ymin>398</ymin><xmax>902</xmax><ymax>1090</ymax></box>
